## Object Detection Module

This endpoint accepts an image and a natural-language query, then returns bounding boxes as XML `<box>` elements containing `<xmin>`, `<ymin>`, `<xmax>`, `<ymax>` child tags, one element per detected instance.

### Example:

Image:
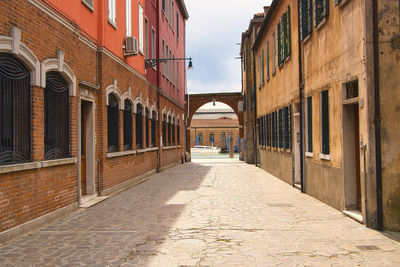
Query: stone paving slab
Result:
<box><xmin>0</xmin><ymin>159</ymin><xmax>399</xmax><ymax>266</ymax></box>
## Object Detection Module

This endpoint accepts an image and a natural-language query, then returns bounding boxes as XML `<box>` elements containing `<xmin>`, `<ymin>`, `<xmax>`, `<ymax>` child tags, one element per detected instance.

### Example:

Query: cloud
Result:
<box><xmin>185</xmin><ymin>0</ymin><xmax>272</xmax><ymax>94</ymax></box>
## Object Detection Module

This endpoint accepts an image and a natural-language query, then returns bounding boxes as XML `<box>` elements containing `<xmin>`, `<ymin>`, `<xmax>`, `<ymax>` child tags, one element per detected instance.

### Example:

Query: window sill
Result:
<box><xmin>338</xmin><ymin>0</ymin><xmax>351</xmax><ymax>8</ymax></box>
<box><xmin>286</xmin><ymin>149</ymin><xmax>292</xmax><ymax>153</ymax></box>
<box><xmin>107</xmin><ymin>151</ymin><xmax>124</xmax><ymax>158</ymax></box>
<box><xmin>81</xmin><ymin>0</ymin><xmax>94</xmax><ymax>12</ymax></box>
<box><xmin>136</xmin><ymin>149</ymin><xmax>146</xmax><ymax>154</ymax></box>
<box><xmin>146</xmin><ymin>147</ymin><xmax>159</xmax><ymax>152</ymax></box>
<box><xmin>284</xmin><ymin>55</ymin><xmax>291</xmax><ymax>63</ymax></box>
<box><xmin>123</xmin><ymin>150</ymin><xmax>136</xmax><ymax>156</ymax></box>
<box><xmin>305</xmin><ymin>152</ymin><xmax>314</xmax><ymax>158</ymax></box>
<box><xmin>302</xmin><ymin>33</ymin><xmax>312</xmax><ymax>44</ymax></box>
<box><xmin>0</xmin><ymin>157</ymin><xmax>77</xmax><ymax>174</ymax></box>
<box><xmin>163</xmin><ymin>146</ymin><xmax>176</xmax><ymax>150</ymax></box>
<box><xmin>316</xmin><ymin>17</ymin><xmax>327</xmax><ymax>31</ymax></box>
<box><xmin>319</xmin><ymin>153</ymin><xmax>331</xmax><ymax>160</ymax></box>
<box><xmin>177</xmin><ymin>145</ymin><xmax>181</xmax><ymax>148</ymax></box>
<box><xmin>108</xmin><ymin>20</ymin><xmax>117</xmax><ymax>29</ymax></box>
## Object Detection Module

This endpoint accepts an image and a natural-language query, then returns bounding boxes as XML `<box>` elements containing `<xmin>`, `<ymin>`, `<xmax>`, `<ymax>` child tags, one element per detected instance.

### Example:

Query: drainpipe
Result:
<box><xmin>297</xmin><ymin>0</ymin><xmax>305</xmax><ymax>193</ymax></box>
<box><xmin>372</xmin><ymin>0</ymin><xmax>383</xmax><ymax>231</ymax></box>
<box><xmin>252</xmin><ymin>48</ymin><xmax>258</xmax><ymax>166</ymax></box>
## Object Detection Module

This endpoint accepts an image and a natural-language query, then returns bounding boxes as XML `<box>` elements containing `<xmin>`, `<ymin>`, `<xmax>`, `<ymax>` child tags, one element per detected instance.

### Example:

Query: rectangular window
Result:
<box><xmin>162</xmin><ymin>0</ymin><xmax>165</xmax><ymax>12</ymax></box>
<box><xmin>278</xmin><ymin>109</ymin><xmax>283</xmax><ymax>148</ymax></box>
<box><xmin>277</xmin><ymin>22</ymin><xmax>282</xmax><ymax>66</ymax></box>
<box><xmin>266</xmin><ymin>114</ymin><xmax>271</xmax><ymax>147</ymax></box>
<box><xmin>272</xmin><ymin>32</ymin><xmax>276</xmax><ymax>74</ymax></box>
<box><xmin>300</xmin><ymin>0</ymin><xmax>312</xmax><ymax>40</ymax></box>
<box><xmin>288</xmin><ymin>105</ymin><xmax>292</xmax><ymax>149</ymax></box>
<box><xmin>145</xmin><ymin>18</ymin><xmax>149</xmax><ymax>59</ymax></box>
<box><xmin>267</xmin><ymin>42</ymin><xmax>270</xmax><ymax>80</ymax></box>
<box><xmin>283</xmin><ymin>107</ymin><xmax>287</xmax><ymax>149</ymax></box>
<box><xmin>345</xmin><ymin>80</ymin><xmax>359</xmax><ymax>99</ymax></box>
<box><xmin>126</xmin><ymin>0</ymin><xmax>132</xmax><ymax>36</ymax></box>
<box><xmin>263</xmin><ymin>115</ymin><xmax>267</xmax><ymax>146</ymax></box>
<box><xmin>145</xmin><ymin>110</ymin><xmax>149</xmax><ymax>148</ymax></box>
<box><xmin>162</xmin><ymin>40</ymin><xmax>165</xmax><ymax>75</ymax></box>
<box><xmin>306</xmin><ymin>96</ymin><xmax>313</xmax><ymax>152</ymax></box>
<box><xmin>173</xmin><ymin>55</ymin><xmax>175</xmax><ymax>85</ymax></box>
<box><xmin>172</xmin><ymin>2</ymin><xmax>175</xmax><ymax>30</ymax></box>
<box><xmin>272</xmin><ymin>111</ymin><xmax>277</xmax><ymax>148</ymax></box>
<box><xmin>258</xmin><ymin>118</ymin><xmax>261</xmax><ymax>146</ymax></box>
<box><xmin>138</xmin><ymin>3</ymin><xmax>144</xmax><ymax>53</ymax></box>
<box><xmin>176</xmin><ymin>12</ymin><xmax>179</xmax><ymax>39</ymax></box>
<box><xmin>258</xmin><ymin>54</ymin><xmax>261</xmax><ymax>88</ymax></box>
<box><xmin>108</xmin><ymin>0</ymin><xmax>116</xmax><ymax>24</ymax></box>
<box><xmin>151</xmin><ymin>29</ymin><xmax>156</xmax><ymax>64</ymax></box>
<box><xmin>321</xmin><ymin>90</ymin><xmax>330</xmax><ymax>155</ymax></box>
<box><xmin>314</xmin><ymin>0</ymin><xmax>329</xmax><ymax>27</ymax></box>
<box><xmin>261</xmin><ymin>50</ymin><xmax>265</xmax><ymax>85</ymax></box>
<box><xmin>166</xmin><ymin>45</ymin><xmax>169</xmax><ymax>77</ymax></box>
<box><xmin>284</xmin><ymin>6</ymin><xmax>291</xmax><ymax>59</ymax></box>
<box><xmin>177</xmin><ymin>62</ymin><xmax>180</xmax><ymax>90</ymax></box>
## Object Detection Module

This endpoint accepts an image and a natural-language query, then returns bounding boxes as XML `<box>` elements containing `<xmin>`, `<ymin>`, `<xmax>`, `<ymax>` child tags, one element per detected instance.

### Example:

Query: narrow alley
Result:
<box><xmin>1</xmin><ymin>160</ymin><xmax>399</xmax><ymax>266</ymax></box>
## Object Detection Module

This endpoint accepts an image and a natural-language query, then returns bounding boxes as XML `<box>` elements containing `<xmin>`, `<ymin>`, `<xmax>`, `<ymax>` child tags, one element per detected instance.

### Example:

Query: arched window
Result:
<box><xmin>221</xmin><ymin>132</ymin><xmax>226</xmax><ymax>142</ymax></box>
<box><xmin>177</xmin><ymin>119</ymin><xmax>180</xmax><ymax>145</ymax></box>
<box><xmin>0</xmin><ymin>53</ymin><xmax>31</xmax><ymax>165</ymax></box>
<box><xmin>124</xmin><ymin>100</ymin><xmax>132</xmax><ymax>150</ymax></box>
<box><xmin>145</xmin><ymin>108</ymin><xmax>149</xmax><ymax>148</ymax></box>
<box><xmin>107</xmin><ymin>93</ymin><xmax>119</xmax><ymax>152</ymax></box>
<box><xmin>136</xmin><ymin>104</ymin><xmax>143</xmax><ymax>149</ymax></box>
<box><xmin>209</xmin><ymin>132</ymin><xmax>214</xmax><ymax>144</ymax></box>
<box><xmin>44</xmin><ymin>72</ymin><xmax>69</xmax><ymax>159</ymax></box>
<box><xmin>151</xmin><ymin>111</ymin><xmax>157</xmax><ymax>147</ymax></box>
<box><xmin>167</xmin><ymin>115</ymin><xmax>171</xmax><ymax>146</ymax></box>
<box><xmin>162</xmin><ymin>114</ymin><xmax>166</xmax><ymax>146</ymax></box>
<box><xmin>197</xmin><ymin>132</ymin><xmax>203</xmax><ymax>145</ymax></box>
<box><xmin>172</xmin><ymin>118</ymin><xmax>175</xmax><ymax>145</ymax></box>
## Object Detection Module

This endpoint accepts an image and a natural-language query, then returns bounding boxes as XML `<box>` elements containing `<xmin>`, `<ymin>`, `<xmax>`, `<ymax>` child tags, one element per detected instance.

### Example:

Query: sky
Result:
<box><xmin>185</xmin><ymin>0</ymin><xmax>272</xmax><ymax>95</ymax></box>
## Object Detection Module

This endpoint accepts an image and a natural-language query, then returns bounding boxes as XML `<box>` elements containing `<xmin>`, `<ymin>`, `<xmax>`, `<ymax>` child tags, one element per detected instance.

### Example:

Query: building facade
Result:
<box><xmin>0</xmin><ymin>0</ymin><xmax>188</xmax><ymax>240</ymax></box>
<box><xmin>189</xmin><ymin>109</ymin><xmax>240</xmax><ymax>150</ymax></box>
<box><xmin>249</xmin><ymin>0</ymin><xmax>400</xmax><ymax>231</ymax></box>
<box><xmin>240</xmin><ymin>11</ymin><xmax>265</xmax><ymax>164</ymax></box>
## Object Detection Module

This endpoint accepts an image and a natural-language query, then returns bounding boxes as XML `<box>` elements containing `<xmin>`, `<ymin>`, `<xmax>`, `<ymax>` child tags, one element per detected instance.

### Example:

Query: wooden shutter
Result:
<box><xmin>267</xmin><ymin>42</ymin><xmax>270</xmax><ymax>80</ymax></box>
<box><xmin>285</xmin><ymin>6</ymin><xmax>291</xmax><ymax>58</ymax></box>
<box><xmin>278</xmin><ymin>109</ymin><xmax>283</xmax><ymax>148</ymax></box>
<box><xmin>277</xmin><ymin>23</ymin><xmax>282</xmax><ymax>66</ymax></box>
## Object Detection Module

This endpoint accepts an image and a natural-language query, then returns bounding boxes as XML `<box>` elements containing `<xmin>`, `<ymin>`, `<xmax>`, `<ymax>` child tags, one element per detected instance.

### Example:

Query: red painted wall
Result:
<box><xmin>145</xmin><ymin>0</ymin><xmax>159</xmax><ymax>86</ymax></box>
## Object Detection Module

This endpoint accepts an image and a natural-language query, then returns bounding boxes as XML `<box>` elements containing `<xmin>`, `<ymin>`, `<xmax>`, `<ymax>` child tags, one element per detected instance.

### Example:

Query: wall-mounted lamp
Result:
<box><xmin>145</xmin><ymin>57</ymin><xmax>194</xmax><ymax>70</ymax></box>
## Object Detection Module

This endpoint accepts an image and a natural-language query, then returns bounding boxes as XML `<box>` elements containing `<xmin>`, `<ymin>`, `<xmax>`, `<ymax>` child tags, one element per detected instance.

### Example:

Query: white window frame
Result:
<box><xmin>138</xmin><ymin>3</ymin><xmax>144</xmax><ymax>53</ymax></box>
<box><xmin>108</xmin><ymin>0</ymin><xmax>116</xmax><ymax>26</ymax></box>
<box><xmin>126</xmin><ymin>0</ymin><xmax>132</xmax><ymax>36</ymax></box>
<box><xmin>145</xmin><ymin>18</ymin><xmax>149</xmax><ymax>59</ymax></box>
<box><xmin>152</xmin><ymin>28</ymin><xmax>156</xmax><ymax>69</ymax></box>
<box><xmin>82</xmin><ymin>0</ymin><xmax>94</xmax><ymax>12</ymax></box>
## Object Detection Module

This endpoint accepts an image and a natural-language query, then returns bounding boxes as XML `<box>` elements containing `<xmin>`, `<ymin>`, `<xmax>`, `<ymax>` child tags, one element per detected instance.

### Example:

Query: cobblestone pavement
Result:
<box><xmin>1</xmin><ymin>159</ymin><xmax>400</xmax><ymax>266</ymax></box>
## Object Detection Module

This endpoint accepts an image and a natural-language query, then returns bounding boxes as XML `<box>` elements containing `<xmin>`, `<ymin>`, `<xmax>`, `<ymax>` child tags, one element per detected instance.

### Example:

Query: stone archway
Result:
<box><xmin>185</xmin><ymin>92</ymin><xmax>244</xmax><ymax>155</ymax></box>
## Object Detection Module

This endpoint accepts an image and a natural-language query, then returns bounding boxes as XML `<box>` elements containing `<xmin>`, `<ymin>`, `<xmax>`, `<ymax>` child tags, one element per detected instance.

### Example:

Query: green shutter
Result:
<box><xmin>267</xmin><ymin>42</ymin><xmax>270</xmax><ymax>80</ymax></box>
<box><xmin>262</xmin><ymin>50</ymin><xmax>265</xmax><ymax>84</ymax></box>
<box><xmin>277</xmin><ymin>23</ymin><xmax>282</xmax><ymax>66</ymax></box>
<box><xmin>282</xmin><ymin>12</ymin><xmax>288</xmax><ymax>59</ymax></box>
<box><xmin>286</xmin><ymin>6</ymin><xmax>291</xmax><ymax>58</ymax></box>
<box><xmin>278</xmin><ymin>109</ymin><xmax>283</xmax><ymax>148</ymax></box>
<box><xmin>321</xmin><ymin>91</ymin><xmax>329</xmax><ymax>154</ymax></box>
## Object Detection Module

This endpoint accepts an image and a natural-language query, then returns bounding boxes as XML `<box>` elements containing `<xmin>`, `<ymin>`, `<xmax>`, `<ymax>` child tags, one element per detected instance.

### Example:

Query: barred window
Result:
<box><xmin>209</xmin><ymin>132</ymin><xmax>214</xmax><ymax>143</ymax></box>
<box><xmin>277</xmin><ymin>6</ymin><xmax>291</xmax><ymax>66</ymax></box>
<box><xmin>300</xmin><ymin>0</ymin><xmax>312</xmax><ymax>40</ymax></box>
<box><xmin>266</xmin><ymin>114</ymin><xmax>271</xmax><ymax>147</ymax></box>
<box><xmin>107</xmin><ymin>93</ymin><xmax>119</xmax><ymax>152</ymax></box>
<box><xmin>162</xmin><ymin>114</ymin><xmax>166</xmax><ymax>146</ymax></box>
<box><xmin>123</xmin><ymin>100</ymin><xmax>133</xmax><ymax>150</ymax></box>
<box><xmin>221</xmin><ymin>132</ymin><xmax>226</xmax><ymax>142</ymax></box>
<box><xmin>151</xmin><ymin>111</ymin><xmax>157</xmax><ymax>147</ymax></box>
<box><xmin>278</xmin><ymin>109</ymin><xmax>283</xmax><ymax>148</ymax></box>
<box><xmin>314</xmin><ymin>0</ymin><xmax>329</xmax><ymax>27</ymax></box>
<box><xmin>321</xmin><ymin>90</ymin><xmax>330</xmax><ymax>154</ymax></box>
<box><xmin>136</xmin><ymin>104</ymin><xmax>143</xmax><ymax>149</ymax></box>
<box><xmin>177</xmin><ymin>119</ymin><xmax>180</xmax><ymax>145</ymax></box>
<box><xmin>272</xmin><ymin>111</ymin><xmax>277</xmax><ymax>148</ymax></box>
<box><xmin>172</xmin><ymin>118</ymin><xmax>176</xmax><ymax>145</ymax></box>
<box><xmin>44</xmin><ymin>72</ymin><xmax>70</xmax><ymax>159</ymax></box>
<box><xmin>0</xmin><ymin>54</ymin><xmax>31</xmax><ymax>165</ymax></box>
<box><xmin>197</xmin><ymin>132</ymin><xmax>203</xmax><ymax>145</ymax></box>
<box><xmin>167</xmin><ymin>116</ymin><xmax>171</xmax><ymax>145</ymax></box>
<box><xmin>145</xmin><ymin>108</ymin><xmax>149</xmax><ymax>148</ymax></box>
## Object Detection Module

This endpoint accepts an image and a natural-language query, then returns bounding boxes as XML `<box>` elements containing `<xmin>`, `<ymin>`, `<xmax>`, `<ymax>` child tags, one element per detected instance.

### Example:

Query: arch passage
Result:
<box><xmin>185</xmin><ymin>93</ymin><xmax>244</xmax><ymax>153</ymax></box>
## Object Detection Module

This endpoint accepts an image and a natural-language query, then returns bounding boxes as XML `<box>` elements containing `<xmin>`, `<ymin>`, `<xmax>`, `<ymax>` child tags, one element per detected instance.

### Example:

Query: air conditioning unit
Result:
<box><xmin>124</xmin><ymin>36</ymin><xmax>138</xmax><ymax>56</ymax></box>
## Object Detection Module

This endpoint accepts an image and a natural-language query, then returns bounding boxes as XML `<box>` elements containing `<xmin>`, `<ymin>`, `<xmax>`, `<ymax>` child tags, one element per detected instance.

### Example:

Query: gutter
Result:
<box><xmin>297</xmin><ymin>0</ymin><xmax>305</xmax><ymax>193</ymax></box>
<box><xmin>372</xmin><ymin>0</ymin><xmax>383</xmax><ymax>231</ymax></box>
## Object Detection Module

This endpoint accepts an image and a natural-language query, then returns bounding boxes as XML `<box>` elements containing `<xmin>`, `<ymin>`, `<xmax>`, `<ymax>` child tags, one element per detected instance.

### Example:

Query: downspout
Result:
<box><xmin>372</xmin><ymin>0</ymin><xmax>383</xmax><ymax>231</ymax></box>
<box><xmin>252</xmin><ymin>48</ymin><xmax>258</xmax><ymax>166</ymax></box>
<box><xmin>297</xmin><ymin>0</ymin><xmax>305</xmax><ymax>193</ymax></box>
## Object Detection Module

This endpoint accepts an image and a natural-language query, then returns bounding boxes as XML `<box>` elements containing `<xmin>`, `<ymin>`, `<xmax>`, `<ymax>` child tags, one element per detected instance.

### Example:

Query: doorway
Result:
<box><xmin>343</xmin><ymin>103</ymin><xmax>361</xmax><ymax>212</ymax></box>
<box><xmin>80</xmin><ymin>100</ymin><xmax>96</xmax><ymax>197</ymax></box>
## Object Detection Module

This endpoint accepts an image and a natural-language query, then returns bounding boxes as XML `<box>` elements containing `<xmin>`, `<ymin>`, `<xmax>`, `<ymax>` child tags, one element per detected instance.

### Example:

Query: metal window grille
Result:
<box><xmin>172</xmin><ymin>118</ymin><xmax>175</xmax><ymax>145</ymax></box>
<box><xmin>151</xmin><ymin>111</ymin><xmax>156</xmax><ymax>147</ymax></box>
<box><xmin>107</xmin><ymin>94</ymin><xmax>119</xmax><ymax>152</ymax></box>
<box><xmin>177</xmin><ymin>120</ymin><xmax>180</xmax><ymax>145</ymax></box>
<box><xmin>278</xmin><ymin>109</ymin><xmax>283</xmax><ymax>148</ymax></box>
<box><xmin>145</xmin><ymin>109</ymin><xmax>149</xmax><ymax>148</ymax></box>
<box><xmin>44</xmin><ymin>72</ymin><xmax>70</xmax><ymax>159</ymax></box>
<box><xmin>288</xmin><ymin>105</ymin><xmax>292</xmax><ymax>149</ymax></box>
<box><xmin>321</xmin><ymin>91</ymin><xmax>330</xmax><ymax>154</ymax></box>
<box><xmin>123</xmin><ymin>100</ymin><xmax>132</xmax><ymax>150</ymax></box>
<box><xmin>0</xmin><ymin>53</ymin><xmax>31</xmax><ymax>165</ymax></box>
<box><xmin>300</xmin><ymin>0</ymin><xmax>312</xmax><ymax>40</ymax></box>
<box><xmin>136</xmin><ymin>104</ymin><xmax>143</xmax><ymax>149</ymax></box>
<box><xmin>162</xmin><ymin>114</ymin><xmax>166</xmax><ymax>146</ymax></box>
<box><xmin>284</xmin><ymin>6</ymin><xmax>291</xmax><ymax>59</ymax></box>
<box><xmin>167</xmin><ymin>117</ymin><xmax>171</xmax><ymax>145</ymax></box>
<box><xmin>307</xmin><ymin>97</ymin><xmax>313</xmax><ymax>152</ymax></box>
<box><xmin>283</xmin><ymin>107</ymin><xmax>288</xmax><ymax>149</ymax></box>
<box><xmin>272</xmin><ymin>111</ymin><xmax>277</xmax><ymax>148</ymax></box>
<box><xmin>345</xmin><ymin>80</ymin><xmax>359</xmax><ymax>99</ymax></box>
<box><xmin>314</xmin><ymin>0</ymin><xmax>329</xmax><ymax>27</ymax></box>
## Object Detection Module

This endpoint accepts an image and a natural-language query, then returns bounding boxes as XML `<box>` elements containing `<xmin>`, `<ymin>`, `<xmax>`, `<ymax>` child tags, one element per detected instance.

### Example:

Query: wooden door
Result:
<box><xmin>81</xmin><ymin>102</ymin><xmax>87</xmax><ymax>196</ymax></box>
